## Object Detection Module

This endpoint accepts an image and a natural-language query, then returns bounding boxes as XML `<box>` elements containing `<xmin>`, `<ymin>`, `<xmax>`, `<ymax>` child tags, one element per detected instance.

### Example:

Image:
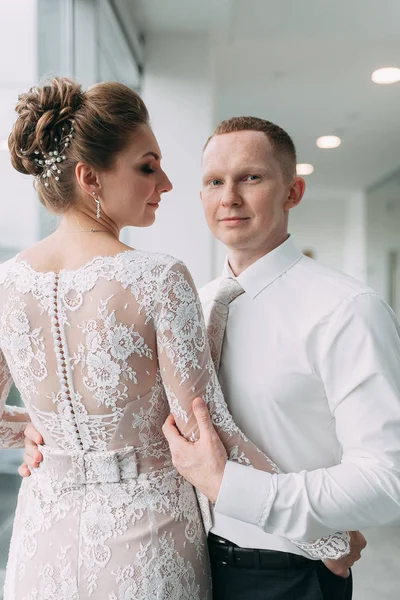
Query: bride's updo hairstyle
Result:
<box><xmin>8</xmin><ymin>77</ymin><xmax>149</xmax><ymax>214</ymax></box>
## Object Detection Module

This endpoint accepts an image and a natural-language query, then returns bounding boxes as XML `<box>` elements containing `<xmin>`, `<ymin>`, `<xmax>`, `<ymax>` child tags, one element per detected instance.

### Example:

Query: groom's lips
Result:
<box><xmin>219</xmin><ymin>217</ymin><xmax>250</xmax><ymax>222</ymax></box>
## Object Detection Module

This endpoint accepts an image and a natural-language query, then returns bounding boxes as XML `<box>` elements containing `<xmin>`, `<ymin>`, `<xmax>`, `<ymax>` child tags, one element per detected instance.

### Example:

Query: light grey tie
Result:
<box><xmin>206</xmin><ymin>277</ymin><xmax>245</xmax><ymax>372</ymax></box>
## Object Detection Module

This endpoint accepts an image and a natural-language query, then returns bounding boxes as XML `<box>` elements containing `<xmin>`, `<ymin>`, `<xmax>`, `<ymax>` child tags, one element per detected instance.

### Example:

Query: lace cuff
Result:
<box><xmin>0</xmin><ymin>420</ymin><xmax>28</xmax><ymax>449</ymax></box>
<box><xmin>0</xmin><ymin>406</ymin><xmax>30</xmax><ymax>449</ymax></box>
<box><xmin>292</xmin><ymin>531</ymin><xmax>350</xmax><ymax>560</ymax></box>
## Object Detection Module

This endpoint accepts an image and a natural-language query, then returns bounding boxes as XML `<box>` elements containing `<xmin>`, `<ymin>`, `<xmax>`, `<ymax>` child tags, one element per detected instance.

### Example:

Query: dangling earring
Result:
<box><xmin>92</xmin><ymin>191</ymin><xmax>101</xmax><ymax>219</ymax></box>
<box><xmin>96</xmin><ymin>197</ymin><xmax>101</xmax><ymax>220</ymax></box>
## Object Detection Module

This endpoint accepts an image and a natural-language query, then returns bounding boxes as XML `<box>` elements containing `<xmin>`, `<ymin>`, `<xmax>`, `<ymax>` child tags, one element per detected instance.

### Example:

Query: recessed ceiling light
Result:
<box><xmin>371</xmin><ymin>67</ymin><xmax>400</xmax><ymax>84</ymax></box>
<box><xmin>296</xmin><ymin>163</ymin><xmax>314</xmax><ymax>175</ymax></box>
<box><xmin>316</xmin><ymin>135</ymin><xmax>341</xmax><ymax>149</ymax></box>
<box><xmin>0</xmin><ymin>140</ymin><xmax>8</xmax><ymax>151</ymax></box>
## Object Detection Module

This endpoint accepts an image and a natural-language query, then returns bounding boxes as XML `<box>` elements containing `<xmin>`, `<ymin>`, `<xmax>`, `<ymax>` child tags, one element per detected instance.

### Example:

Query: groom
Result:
<box><xmin>162</xmin><ymin>117</ymin><xmax>400</xmax><ymax>599</ymax></box>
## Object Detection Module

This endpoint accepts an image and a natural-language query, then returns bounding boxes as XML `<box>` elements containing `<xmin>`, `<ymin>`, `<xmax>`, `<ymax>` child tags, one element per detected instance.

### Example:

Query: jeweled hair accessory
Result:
<box><xmin>33</xmin><ymin>120</ymin><xmax>75</xmax><ymax>187</ymax></box>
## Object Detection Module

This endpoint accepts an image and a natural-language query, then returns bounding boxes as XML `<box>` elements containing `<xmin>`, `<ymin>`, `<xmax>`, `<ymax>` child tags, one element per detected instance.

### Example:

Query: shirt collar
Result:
<box><xmin>222</xmin><ymin>236</ymin><xmax>303</xmax><ymax>299</ymax></box>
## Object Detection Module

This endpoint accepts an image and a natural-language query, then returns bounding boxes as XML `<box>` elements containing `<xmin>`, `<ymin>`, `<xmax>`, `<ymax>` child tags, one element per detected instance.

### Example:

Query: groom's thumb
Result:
<box><xmin>192</xmin><ymin>397</ymin><xmax>213</xmax><ymax>435</ymax></box>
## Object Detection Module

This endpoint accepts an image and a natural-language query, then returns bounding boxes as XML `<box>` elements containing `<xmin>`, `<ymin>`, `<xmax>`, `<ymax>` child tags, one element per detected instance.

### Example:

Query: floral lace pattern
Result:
<box><xmin>1</xmin><ymin>295</ymin><xmax>47</xmax><ymax>400</ymax></box>
<box><xmin>72</xmin><ymin>296</ymin><xmax>152</xmax><ymax>409</ymax></box>
<box><xmin>0</xmin><ymin>250</ymin><xmax>349</xmax><ymax>599</ymax></box>
<box><xmin>0</xmin><ymin>346</ymin><xmax>30</xmax><ymax>448</ymax></box>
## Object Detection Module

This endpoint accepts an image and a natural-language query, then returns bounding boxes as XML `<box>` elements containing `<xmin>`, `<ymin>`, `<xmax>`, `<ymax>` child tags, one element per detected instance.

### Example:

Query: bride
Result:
<box><xmin>0</xmin><ymin>77</ymin><xmax>350</xmax><ymax>599</ymax></box>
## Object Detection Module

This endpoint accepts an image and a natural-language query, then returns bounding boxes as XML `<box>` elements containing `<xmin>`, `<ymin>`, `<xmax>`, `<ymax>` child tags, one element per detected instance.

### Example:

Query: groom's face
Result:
<box><xmin>201</xmin><ymin>130</ymin><xmax>302</xmax><ymax>255</ymax></box>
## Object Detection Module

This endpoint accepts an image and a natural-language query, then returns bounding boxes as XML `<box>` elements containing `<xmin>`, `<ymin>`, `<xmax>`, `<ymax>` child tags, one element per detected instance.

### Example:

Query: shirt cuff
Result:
<box><xmin>215</xmin><ymin>460</ymin><xmax>275</xmax><ymax>527</ymax></box>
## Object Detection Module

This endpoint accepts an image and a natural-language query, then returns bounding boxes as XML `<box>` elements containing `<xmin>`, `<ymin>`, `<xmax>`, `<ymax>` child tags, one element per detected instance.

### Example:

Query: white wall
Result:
<box><xmin>353</xmin><ymin>525</ymin><xmax>400</xmax><ymax>600</ymax></box>
<box><xmin>128</xmin><ymin>34</ymin><xmax>215</xmax><ymax>288</ymax></box>
<box><xmin>289</xmin><ymin>190</ymin><xmax>348</xmax><ymax>271</ymax></box>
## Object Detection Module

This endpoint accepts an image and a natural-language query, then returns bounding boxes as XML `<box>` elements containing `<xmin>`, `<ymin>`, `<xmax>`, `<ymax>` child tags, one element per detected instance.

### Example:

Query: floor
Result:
<box><xmin>0</xmin><ymin>471</ymin><xmax>399</xmax><ymax>599</ymax></box>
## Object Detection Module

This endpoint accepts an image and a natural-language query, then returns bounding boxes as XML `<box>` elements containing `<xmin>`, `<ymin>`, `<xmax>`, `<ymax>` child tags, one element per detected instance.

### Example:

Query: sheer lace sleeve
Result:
<box><xmin>0</xmin><ymin>348</ymin><xmax>30</xmax><ymax>449</ymax></box>
<box><xmin>154</xmin><ymin>259</ymin><xmax>350</xmax><ymax>560</ymax></box>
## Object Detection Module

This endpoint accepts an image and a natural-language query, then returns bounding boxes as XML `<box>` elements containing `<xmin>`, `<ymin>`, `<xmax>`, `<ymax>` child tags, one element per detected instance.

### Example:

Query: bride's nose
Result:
<box><xmin>158</xmin><ymin>170</ymin><xmax>173</xmax><ymax>194</ymax></box>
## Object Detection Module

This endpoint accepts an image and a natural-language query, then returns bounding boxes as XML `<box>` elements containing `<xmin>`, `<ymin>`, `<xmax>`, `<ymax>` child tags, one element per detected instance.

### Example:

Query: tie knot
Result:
<box><xmin>214</xmin><ymin>277</ymin><xmax>244</xmax><ymax>306</ymax></box>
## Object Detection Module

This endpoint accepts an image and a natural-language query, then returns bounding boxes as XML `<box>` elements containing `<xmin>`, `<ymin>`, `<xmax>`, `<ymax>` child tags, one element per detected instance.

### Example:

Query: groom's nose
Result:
<box><xmin>221</xmin><ymin>183</ymin><xmax>241</xmax><ymax>207</ymax></box>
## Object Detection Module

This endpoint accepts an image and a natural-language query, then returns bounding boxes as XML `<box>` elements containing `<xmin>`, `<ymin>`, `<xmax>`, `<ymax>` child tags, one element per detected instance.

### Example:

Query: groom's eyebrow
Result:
<box><xmin>141</xmin><ymin>151</ymin><xmax>160</xmax><ymax>160</ymax></box>
<box><xmin>202</xmin><ymin>164</ymin><xmax>271</xmax><ymax>179</ymax></box>
<box><xmin>201</xmin><ymin>170</ymin><xmax>217</xmax><ymax>182</ymax></box>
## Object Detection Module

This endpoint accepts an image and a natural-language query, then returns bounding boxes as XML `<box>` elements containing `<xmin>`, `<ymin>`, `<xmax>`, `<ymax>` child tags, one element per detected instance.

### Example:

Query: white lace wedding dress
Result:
<box><xmin>0</xmin><ymin>250</ymin><xmax>349</xmax><ymax>600</ymax></box>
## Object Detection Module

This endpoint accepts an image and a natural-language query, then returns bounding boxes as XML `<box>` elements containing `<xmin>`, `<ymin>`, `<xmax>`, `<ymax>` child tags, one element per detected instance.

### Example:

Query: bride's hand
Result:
<box><xmin>323</xmin><ymin>530</ymin><xmax>367</xmax><ymax>578</ymax></box>
<box><xmin>18</xmin><ymin>424</ymin><xmax>44</xmax><ymax>478</ymax></box>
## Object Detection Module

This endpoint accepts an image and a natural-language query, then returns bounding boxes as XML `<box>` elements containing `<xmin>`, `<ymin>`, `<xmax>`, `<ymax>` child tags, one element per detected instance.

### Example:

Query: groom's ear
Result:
<box><xmin>200</xmin><ymin>190</ymin><xmax>203</xmax><ymax>203</ymax></box>
<box><xmin>284</xmin><ymin>177</ymin><xmax>305</xmax><ymax>211</ymax></box>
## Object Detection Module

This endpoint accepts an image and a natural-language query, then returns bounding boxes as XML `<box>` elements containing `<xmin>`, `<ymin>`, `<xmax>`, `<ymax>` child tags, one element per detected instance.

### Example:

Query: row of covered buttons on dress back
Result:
<box><xmin>49</xmin><ymin>273</ymin><xmax>83</xmax><ymax>450</ymax></box>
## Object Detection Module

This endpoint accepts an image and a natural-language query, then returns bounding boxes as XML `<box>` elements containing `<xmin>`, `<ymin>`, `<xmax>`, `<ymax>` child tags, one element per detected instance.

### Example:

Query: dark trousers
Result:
<box><xmin>209</xmin><ymin>541</ymin><xmax>353</xmax><ymax>600</ymax></box>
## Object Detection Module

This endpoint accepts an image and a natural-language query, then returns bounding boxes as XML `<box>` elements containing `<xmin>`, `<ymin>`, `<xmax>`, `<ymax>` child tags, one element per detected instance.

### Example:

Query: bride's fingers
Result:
<box><xmin>23</xmin><ymin>453</ymin><xmax>39</xmax><ymax>468</ymax></box>
<box><xmin>18</xmin><ymin>463</ymin><xmax>31</xmax><ymax>478</ymax></box>
<box><xmin>24</xmin><ymin>438</ymin><xmax>43</xmax><ymax>465</ymax></box>
<box><xmin>24</xmin><ymin>423</ymin><xmax>43</xmax><ymax>446</ymax></box>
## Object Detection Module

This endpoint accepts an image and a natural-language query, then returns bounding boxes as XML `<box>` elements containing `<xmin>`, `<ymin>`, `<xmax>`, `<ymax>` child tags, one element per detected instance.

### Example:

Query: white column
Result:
<box><xmin>127</xmin><ymin>34</ymin><xmax>215</xmax><ymax>288</ymax></box>
<box><xmin>366</xmin><ymin>172</ymin><xmax>400</xmax><ymax>304</ymax></box>
<box><xmin>343</xmin><ymin>191</ymin><xmax>367</xmax><ymax>282</ymax></box>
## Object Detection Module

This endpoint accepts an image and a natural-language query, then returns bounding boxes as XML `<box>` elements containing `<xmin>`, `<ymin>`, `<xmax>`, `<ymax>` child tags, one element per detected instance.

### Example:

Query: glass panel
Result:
<box><xmin>37</xmin><ymin>0</ymin><xmax>74</xmax><ymax>77</ymax></box>
<box><xmin>97</xmin><ymin>0</ymin><xmax>141</xmax><ymax>88</ymax></box>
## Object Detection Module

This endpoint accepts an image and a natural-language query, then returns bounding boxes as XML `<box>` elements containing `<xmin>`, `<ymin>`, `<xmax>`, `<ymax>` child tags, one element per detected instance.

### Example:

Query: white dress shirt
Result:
<box><xmin>199</xmin><ymin>236</ymin><xmax>400</xmax><ymax>556</ymax></box>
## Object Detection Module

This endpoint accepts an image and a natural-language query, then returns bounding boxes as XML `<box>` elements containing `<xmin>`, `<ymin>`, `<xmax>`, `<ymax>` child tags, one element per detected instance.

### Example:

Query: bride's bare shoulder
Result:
<box><xmin>16</xmin><ymin>235</ymin><xmax>134</xmax><ymax>273</ymax></box>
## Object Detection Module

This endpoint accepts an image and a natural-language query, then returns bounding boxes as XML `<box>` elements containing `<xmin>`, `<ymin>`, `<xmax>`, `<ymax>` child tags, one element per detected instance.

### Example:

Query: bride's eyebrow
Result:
<box><xmin>141</xmin><ymin>151</ymin><xmax>161</xmax><ymax>160</ymax></box>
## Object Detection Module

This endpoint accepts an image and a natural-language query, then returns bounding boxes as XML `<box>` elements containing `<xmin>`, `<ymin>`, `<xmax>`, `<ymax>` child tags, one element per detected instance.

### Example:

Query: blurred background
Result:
<box><xmin>1</xmin><ymin>1</ymin><xmax>400</xmax><ymax>598</ymax></box>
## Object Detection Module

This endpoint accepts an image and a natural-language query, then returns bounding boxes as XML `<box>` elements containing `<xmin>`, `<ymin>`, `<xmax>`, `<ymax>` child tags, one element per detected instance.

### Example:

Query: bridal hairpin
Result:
<box><xmin>32</xmin><ymin>120</ymin><xmax>75</xmax><ymax>187</ymax></box>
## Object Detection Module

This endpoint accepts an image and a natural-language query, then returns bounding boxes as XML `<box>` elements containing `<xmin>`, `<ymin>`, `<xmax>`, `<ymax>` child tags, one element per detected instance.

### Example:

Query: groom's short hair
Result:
<box><xmin>204</xmin><ymin>116</ymin><xmax>297</xmax><ymax>182</ymax></box>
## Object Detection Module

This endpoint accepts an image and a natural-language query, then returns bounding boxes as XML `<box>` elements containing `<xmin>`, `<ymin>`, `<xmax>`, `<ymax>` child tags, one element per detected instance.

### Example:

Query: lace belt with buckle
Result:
<box><xmin>34</xmin><ymin>445</ymin><xmax>139</xmax><ymax>486</ymax></box>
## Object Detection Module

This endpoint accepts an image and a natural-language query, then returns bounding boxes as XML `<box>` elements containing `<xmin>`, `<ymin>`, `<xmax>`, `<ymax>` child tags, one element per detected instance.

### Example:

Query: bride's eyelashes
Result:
<box><xmin>141</xmin><ymin>164</ymin><xmax>156</xmax><ymax>174</ymax></box>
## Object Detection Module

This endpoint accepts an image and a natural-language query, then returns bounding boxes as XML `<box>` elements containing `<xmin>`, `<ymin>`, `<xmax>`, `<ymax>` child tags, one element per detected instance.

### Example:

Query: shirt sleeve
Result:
<box><xmin>215</xmin><ymin>292</ymin><xmax>400</xmax><ymax>541</ymax></box>
<box><xmin>0</xmin><ymin>347</ymin><xmax>30</xmax><ymax>449</ymax></box>
<box><xmin>154</xmin><ymin>259</ymin><xmax>351</xmax><ymax>558</ymax></box>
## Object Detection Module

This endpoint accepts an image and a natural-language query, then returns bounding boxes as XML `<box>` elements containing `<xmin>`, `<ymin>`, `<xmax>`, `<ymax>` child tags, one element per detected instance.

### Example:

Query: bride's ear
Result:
<box><xmin>75</xmin><ymin>162</ymin><xmax>101</xmax><ymax>198</ymax></box>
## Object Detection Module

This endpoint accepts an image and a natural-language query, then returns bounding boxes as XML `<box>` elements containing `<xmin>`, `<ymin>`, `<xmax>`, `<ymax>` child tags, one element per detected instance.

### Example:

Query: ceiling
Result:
<box><xmin>124</xmin><ymin>0</ymin><xmax>400</xmax><ymax>192</ymax></box>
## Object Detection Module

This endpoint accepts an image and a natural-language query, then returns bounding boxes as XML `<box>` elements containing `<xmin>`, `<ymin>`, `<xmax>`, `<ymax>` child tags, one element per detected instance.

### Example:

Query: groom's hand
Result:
<box><xmin>18</xmin><ymin>424</ymin><xmax>43</xmax><ymax>478</ymax></box>
<box><xmin>162</xmin><ymin>397</ymin><xmax>227</xmax><ymax>503</ymax></box>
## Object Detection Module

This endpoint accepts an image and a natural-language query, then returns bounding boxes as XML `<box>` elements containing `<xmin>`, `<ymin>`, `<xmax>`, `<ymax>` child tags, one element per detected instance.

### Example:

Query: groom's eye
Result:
<box><xmin>209</xmin><ymin>179</ymin><xmax>222</xmax><ymax>186</ymax></box>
